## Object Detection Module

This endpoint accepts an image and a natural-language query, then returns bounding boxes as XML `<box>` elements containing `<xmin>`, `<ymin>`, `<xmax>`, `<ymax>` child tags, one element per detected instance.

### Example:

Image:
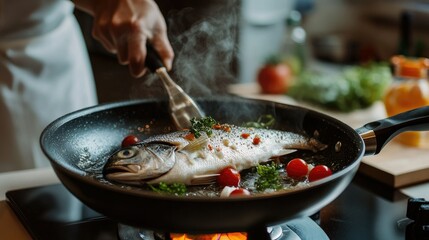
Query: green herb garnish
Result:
<box><xmin>190</xmin><ymin>116</ymin><xmax>217</xmax><ymax>138</ymax></box>
<box><xmin>243</xmin><ymin>114</ymin><xmax>275</xmax><ymax>129</ymax></box>
<box><xmin>255</xmin><ymin>163</ymin><xmax>282</xmax><ymax>191</ymax></box>
<box><xmin>148</xmin><ymin>182</ymin><xmax>187</xmax><ymax>195</ymax></box>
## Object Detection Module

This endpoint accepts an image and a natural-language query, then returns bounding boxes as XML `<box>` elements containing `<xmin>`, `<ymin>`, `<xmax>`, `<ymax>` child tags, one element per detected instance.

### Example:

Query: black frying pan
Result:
<box><xmin>40</xmin><ymin>96</ymin><xmax>429</xmax><ymax>237</ymax></box>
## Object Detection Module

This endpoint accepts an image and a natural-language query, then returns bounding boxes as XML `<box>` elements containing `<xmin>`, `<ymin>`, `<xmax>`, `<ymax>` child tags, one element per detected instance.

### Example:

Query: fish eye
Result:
<box><xmin>117</xmin><ymin>149</ymin><xmax>137</xmax><ymax>159</ymax></box>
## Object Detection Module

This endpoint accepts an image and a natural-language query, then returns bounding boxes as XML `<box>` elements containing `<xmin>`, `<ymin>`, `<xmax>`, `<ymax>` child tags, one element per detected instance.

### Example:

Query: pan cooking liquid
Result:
<box><xmin>75</xmin><ymin>120</ymin><xmax>333</xmax><ymax>197</ymax></box>
<box><xmin>78</xmin><ymin>150</ymin><xmax>328</xmax><ymax>197</ymax></box>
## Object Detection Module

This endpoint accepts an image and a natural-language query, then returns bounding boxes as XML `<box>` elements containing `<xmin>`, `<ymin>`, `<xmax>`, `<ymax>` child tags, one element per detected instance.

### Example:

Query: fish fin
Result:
<box><xmin>277</xmin><ymin>149</ymin><xmax>297</xmax><ymax>156</ymax></box>
<box><xmin>309</xmin><ymin>138</ymin><xmax>328</xmax><ymax>152</ymax></box>
<box><xmin>145</xmin><ymin>144</ymin><xmax>177</xmax><ymax>173</ymax></box>
<box><xmin>190</xmin><ymin>173</ymin><xmax>219</xmax><ymax>185</ymax></box>
<box><xmin>182</xmin><ymin>133</ymin><xmax>209</xmax><ymax>152</ymax></box>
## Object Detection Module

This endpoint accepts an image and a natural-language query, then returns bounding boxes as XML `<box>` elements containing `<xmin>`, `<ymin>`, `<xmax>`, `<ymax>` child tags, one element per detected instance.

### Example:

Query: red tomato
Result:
<box><xmin>257</xmin><ymin>63</ymin><xmax>292</xmax><ymax>94</ymax></box>
<box><xmin>121</xmin><ymin>135</ymin><xmax>140</xmax><ymax>147</ymax></box>
<box><xmin>230</xmin><ymin>188</ymin><xmax>250</xmax><ymax>196</ymax></box>
<box><xmin>241</xmin><ymin>133</ymin><xmax>250</xmax><ymax>139</ymax></box>
<box><xmin>252</xmin><ymin>136</ymin><xmax>261</xmax><ymax>145</ymax></box>
<box><xmin>217</xmin><ymin>167</ymin><xmax>241</xmax><ymax>187</ymax></box>
<box><xmin>184</xmin><ymin>133</ymin><xmax>195</xmax><ymax>141</ymax></box>
<box><xmin>308</xmin><ymin>165</ymin><xmax>332</xmax><ymax>182</ymax></box>
<box><xmin>286</xmin><ymin>158</ymin><xmax>309</xmax><ymax>180</ymax></box>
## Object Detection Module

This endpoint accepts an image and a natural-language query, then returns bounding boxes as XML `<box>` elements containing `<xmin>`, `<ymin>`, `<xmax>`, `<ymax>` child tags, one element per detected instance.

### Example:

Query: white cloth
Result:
<box><xmin>0</xmin><ymin>0</ymin><xmax>98</xmax><ymax>172</ymax></box>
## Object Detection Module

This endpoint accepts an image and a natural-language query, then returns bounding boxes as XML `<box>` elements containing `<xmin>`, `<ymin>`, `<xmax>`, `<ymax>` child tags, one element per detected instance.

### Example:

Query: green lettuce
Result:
<box><xmin>287</xmin><ymin>62</ymin><xmax>392</xmax><ymax>112</ymax></box>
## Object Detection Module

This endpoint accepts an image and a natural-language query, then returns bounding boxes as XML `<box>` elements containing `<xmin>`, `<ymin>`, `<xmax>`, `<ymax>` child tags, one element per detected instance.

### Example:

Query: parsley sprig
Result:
<box><xmin>148</xmin><ymin>182</ymin><xmax>187</xmax><ymax>195</ymax></box>
<box><xmin>243</xmin><ymin>114</ymin><xmax>275</xmax><ymax>129</ymax></box>
<box><xmin>190</xmin><ymin>116</ymin><xmax>217</xmax><ymax>138</ymax></box>
<box><xmin>255</xmin><ymin>163</ymin><xmax>282</xmax><ymax>191</ymax></box>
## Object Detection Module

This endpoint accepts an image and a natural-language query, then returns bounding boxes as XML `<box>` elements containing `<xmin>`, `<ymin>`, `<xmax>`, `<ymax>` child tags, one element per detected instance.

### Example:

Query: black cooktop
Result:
<box><xmin>4</xmin><ymin>173</ymin><xmax>425</xmax><ymax>240</ymax></box>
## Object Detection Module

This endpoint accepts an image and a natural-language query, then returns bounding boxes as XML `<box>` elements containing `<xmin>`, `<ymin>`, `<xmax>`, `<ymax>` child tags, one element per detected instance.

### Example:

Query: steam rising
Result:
<box><xmin>132</xmin><ymin>1</ymin><xmax>239</xmax><ymax>98</ymax></box>
<box><xmin>169</xmin><ymin>4</ymin><xmax>238</xmax><ymax>95</ymax></box>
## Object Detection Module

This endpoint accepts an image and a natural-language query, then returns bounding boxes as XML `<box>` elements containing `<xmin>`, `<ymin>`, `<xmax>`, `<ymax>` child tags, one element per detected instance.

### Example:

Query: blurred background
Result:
<box><xmin>74</xmin><ymin>0</ymin><xmax>429</xmax><ymax>104</ymax></box>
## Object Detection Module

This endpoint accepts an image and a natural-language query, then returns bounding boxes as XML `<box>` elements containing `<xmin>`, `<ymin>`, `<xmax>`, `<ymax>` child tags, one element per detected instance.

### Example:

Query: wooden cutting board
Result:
<box><xmin>228</xmin><ymin>83</ymin><xmax>429</xmax><ymax>188</ymax></box>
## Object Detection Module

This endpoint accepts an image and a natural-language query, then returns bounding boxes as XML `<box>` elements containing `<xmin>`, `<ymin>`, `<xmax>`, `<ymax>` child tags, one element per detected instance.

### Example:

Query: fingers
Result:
<box><xmin>115</xmin><ymin>25</ymin><xmax>175</xmax><ymax>78</ymax></box>
<box><xmin>112</xmin><ymin>28</ymin><xmax>130</xmax><ymax>65</ymax></box>
<box><xmin>91</xmin><ymin>1</ymin><xmax>117</xmax><ymax>54</ymax></box>
<box><xmin>127</xmin><ymin>30</ymin><xmax>147</xmax><ymax>78</ymax></box>
<box><xmin>151</xmin><ymin>32</ymin><xmax>175</xmax><ymax>70</ymax></box>
<box><xmin>89</xmin><ymin>0</ymin><xmax>175</xmax><ymax>78</ymax></box>
<box><xmin>92</xmin><ymin>20</ymin><xmax>116</xmax><ymax>53</ymax></box>
<box><xmin>111</xmin><ymin>21</ymin><xmax>174</xmax><ymax>78</ymax></box>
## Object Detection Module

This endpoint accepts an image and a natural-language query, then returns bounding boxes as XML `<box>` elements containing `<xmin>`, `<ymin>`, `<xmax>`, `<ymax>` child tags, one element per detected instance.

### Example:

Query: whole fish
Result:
<box><xmin>104</xmin><ymin>124</ymin><xmax>327</xmax><ymax>185</ymax></box>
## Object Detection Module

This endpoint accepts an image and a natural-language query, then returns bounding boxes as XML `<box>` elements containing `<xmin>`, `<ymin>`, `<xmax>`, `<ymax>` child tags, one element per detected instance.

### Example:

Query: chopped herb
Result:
<box><xmin>190</xmin><ymin>116</ymin><xmax>217</xmax><ymax>138</ymax></box>
<box><xmin>255</xmin><ymin>163</ymin><xmax>282</xmax><ymax>191</ymax></box>
<box><xmin>243</xmin><ymin>114</ymin><xmax>275</xmax><ymax>129</ymax></box>
<box><xmin>148</xmin><ymin>182</ymin><xmax>187</xmax><ymax>195</ymax></box>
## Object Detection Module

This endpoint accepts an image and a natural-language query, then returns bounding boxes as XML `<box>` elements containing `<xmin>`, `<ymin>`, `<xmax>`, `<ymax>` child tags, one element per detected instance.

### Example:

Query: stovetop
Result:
<box><xmin>4</xmin><ymin>173</ymin><xmax>426</xmax><ymax>240</ymax></box>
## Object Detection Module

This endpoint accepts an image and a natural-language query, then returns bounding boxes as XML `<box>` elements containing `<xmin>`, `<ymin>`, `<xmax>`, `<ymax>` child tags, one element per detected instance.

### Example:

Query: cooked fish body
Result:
<box><xmin>104</xmin><ymin>125</ymin><xmax>327</xmax><ymax>185</ymax></box>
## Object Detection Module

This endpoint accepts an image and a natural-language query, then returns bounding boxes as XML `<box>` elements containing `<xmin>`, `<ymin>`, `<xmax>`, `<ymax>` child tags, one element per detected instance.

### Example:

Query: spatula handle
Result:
<box><xmin>145</xmin><ymin>43</ymin><xmax>165</xmax><ymax>72</ymax></box>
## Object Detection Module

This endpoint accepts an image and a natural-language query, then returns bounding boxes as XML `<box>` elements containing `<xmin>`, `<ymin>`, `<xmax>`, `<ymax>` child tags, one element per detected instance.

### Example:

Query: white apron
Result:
<box><xmin>0</xmin><ymin>0</ymin><xmax>98</xmax><ymax>172</ymax></box>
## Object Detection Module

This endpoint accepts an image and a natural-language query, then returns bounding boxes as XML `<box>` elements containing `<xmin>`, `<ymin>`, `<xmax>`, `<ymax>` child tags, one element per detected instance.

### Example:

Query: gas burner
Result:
<box><xmin>117</xmin><ymin>217</ymin><xmax>329</xmax><ymax>240</ymax></box>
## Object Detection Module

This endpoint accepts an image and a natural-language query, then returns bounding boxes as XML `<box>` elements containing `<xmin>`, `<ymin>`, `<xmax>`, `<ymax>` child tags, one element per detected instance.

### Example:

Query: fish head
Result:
<box><xmin>103</xmin><ymin>143</ymin><xmax>177</xmax><ymax>185</ymax></box>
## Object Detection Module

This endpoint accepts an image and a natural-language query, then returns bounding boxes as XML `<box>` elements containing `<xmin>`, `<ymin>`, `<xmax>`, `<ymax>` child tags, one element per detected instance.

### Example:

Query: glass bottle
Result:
<box><xmin>282</xmin><ymin>10</ymin><xmax>307</xmax><ymax>75</ymax></box>
<box><xmin>383</xmin><ymin>55</ymin><xmax>429</xmax><ymax>148</ymax></box>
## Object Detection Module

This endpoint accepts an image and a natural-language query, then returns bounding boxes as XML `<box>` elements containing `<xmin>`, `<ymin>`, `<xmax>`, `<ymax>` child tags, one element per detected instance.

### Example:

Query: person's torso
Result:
<box><xmin>0</xmin><ymin>0</ymin><xmax>72</xmax><ymax>40</ymax></box>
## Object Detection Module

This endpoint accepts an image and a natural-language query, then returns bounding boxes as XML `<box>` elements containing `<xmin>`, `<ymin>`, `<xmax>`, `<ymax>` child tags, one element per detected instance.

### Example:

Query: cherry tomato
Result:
<box><xmin>257</xmin><ymin>63</ymin><xmax>292</xmax><ymax>94</ymax></box>
<box><xmin>230</xmin><ymin>188</ymin><xmax>250</xmax><ymax>196</ymax></box>
<box><xmin>286</xmin><ymin>158</ymin><xmax>309</xmax><ymax>180</ymax></box>
<box><xmin>217</xmin><ymin>167</ymin><xmax>240</xmax><ymax>187</ymax></box>
<box><xmin>121</xmin><ymin>135</ymin><xmax>140</xmax><ymax>147</ymax></box>
<box><xmin>308</xmin><ymin>165</ymin><xmax>332</xmax><ymax>182</ymax></box>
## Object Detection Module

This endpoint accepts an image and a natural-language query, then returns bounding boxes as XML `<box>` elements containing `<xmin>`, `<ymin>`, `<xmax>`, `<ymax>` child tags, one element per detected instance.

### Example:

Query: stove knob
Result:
<box><xmin>405</xmin><ymin>199</ymin><xmax>429</xmax><ymax>239</ymax></box>
<box><xmin>407</xmin><ymin>198</ymin><xmax>429</xmax><ymax>220</ymax></box>
<box><xmin>416</xmin><ymin>204</ymin><xmax>429</xmax><ymax>225</ymax></box>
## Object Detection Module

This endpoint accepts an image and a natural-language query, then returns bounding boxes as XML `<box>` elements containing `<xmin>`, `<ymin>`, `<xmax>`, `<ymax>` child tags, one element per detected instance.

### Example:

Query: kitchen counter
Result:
<box><xmin>0</xmin><ymin>167</ymin><xmax>59</xmax><ymax>239</ymax></box>
<box><xmin>0</xmin><ymin>167</ymin><xmax>59</xmax><ymax>201</ymax></box>
<box><xmin>0</xmin><ymin>201</ymin><xmax>31</xmax><ymax>239</ymax></box>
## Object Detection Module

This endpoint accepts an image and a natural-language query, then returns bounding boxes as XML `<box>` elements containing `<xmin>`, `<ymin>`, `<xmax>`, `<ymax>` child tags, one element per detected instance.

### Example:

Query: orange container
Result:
<box><xmin>384</xmin><ymin>55</ymin><xmax>429</xmax><ymax>148</ymax></box>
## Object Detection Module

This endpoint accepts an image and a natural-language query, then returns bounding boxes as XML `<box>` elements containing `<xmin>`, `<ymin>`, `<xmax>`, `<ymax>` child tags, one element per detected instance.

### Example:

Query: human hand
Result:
<box><xmin>74</xmin><ymin>0</ymin><xmax>174</xmax><ymax>77</ymax></box>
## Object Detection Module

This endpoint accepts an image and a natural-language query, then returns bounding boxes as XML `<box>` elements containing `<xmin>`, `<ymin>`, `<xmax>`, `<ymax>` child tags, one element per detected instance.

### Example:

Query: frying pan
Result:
<box><xmin>40</xmin><ymin>96</ymin><xmax>429</xmax><ymax>237</ymax></box>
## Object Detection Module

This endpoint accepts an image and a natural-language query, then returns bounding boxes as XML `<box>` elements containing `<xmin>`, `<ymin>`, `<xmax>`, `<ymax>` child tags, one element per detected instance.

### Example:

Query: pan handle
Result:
<box><xmin>356</xmin><ymin>106</ymin><xmax>429</xmax><ymax>155</ymax></box>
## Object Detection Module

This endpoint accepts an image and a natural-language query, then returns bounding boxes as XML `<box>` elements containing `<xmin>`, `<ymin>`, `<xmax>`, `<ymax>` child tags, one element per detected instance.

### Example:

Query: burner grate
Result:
<box><xmin>117</xmin><ymin>217</ymin><xmax>329</xmax><ymax>240</ymax></box>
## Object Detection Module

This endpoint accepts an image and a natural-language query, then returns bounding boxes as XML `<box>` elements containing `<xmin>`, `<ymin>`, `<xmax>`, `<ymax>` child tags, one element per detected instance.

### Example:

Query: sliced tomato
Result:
<box><xmin>286</xmin><ymin>158</ymin><xmax>308</xmax><ymax>180</ymax></box>
<box><xmin>121</xmin><ymin>135</ymin><xmax>140</xmax><ymax>147</ymax></box>
<box><xmin>230</xmin><ymin>188</ymin><xmax>250</xmax><ymax>196</ymax></box>
<box><xmin>217</xmin><ymin>167</ymin><xmax>240</xmax><ymax>187</ymax></box>
<box><xmin>308</xmin><ymin>165</ymin><xmax>332</xmax><ymax>182</ymax></box>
